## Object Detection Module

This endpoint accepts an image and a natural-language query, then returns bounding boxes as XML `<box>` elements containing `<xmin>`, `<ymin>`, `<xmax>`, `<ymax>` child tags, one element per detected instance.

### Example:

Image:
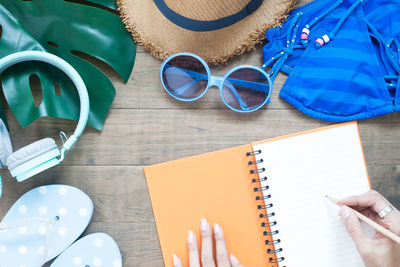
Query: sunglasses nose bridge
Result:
<box><xmin>209</xmin><ymin>76</ymin><xmax>224</xmax><ymax>89</ymax></box>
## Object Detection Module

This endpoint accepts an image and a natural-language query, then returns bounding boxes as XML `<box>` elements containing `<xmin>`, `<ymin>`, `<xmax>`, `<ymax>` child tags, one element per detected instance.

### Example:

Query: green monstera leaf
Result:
<box><xmin>0</xmin><ymin>0</ymin><xmax>136</xmax><ymax>130</ymax></box>
<box><xmin>84</xmin><ymin>0</ymin><xmax>118</xmax><ymax>10</ymax></box>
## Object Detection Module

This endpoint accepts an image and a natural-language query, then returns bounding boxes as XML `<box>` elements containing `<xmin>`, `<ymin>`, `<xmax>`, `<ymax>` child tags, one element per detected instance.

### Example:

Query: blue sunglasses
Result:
<box><xmin>160</xmin><ymin>52</ymin><xmax>273</xmax><ymax>112</ymax></box>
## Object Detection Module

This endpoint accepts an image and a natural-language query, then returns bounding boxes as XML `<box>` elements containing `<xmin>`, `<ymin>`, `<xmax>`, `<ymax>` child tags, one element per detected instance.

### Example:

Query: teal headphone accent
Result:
<box><xmin>0</xmin><ymin>51</ymin><xmax>89</xmax><ymax>185</ymax></box>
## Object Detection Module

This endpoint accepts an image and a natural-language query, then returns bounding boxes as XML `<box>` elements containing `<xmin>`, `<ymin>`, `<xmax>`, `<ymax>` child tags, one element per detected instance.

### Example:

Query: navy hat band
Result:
<box><xmin>153</xmin><ymin>0</ymin><xmax>264</xmax><ymax>32</ymax></box>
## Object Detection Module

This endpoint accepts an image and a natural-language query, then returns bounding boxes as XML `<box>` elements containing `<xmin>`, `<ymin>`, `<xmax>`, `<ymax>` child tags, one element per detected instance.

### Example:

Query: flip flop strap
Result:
<box><xmin>0</xmin><ymin>216</ymin><xmax>58</xmax><ymax>266</ymax></box>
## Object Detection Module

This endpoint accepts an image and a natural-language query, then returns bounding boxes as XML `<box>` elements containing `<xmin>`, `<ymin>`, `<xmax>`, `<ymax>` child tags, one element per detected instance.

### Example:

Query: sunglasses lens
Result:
<box><xmin>162</xmin><ymin>55</ymin><xmax>208</xmax><ymax>100</ymax></box>
<box><xmin>221</xmin><ymin>68</ymin><xmax>270</xmax><ymax>111</ymax></box>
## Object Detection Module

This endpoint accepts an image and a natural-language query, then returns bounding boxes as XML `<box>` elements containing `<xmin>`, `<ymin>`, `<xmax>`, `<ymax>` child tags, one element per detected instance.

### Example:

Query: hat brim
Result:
<box><xmin>117</xmin><ymin>0</ymin><xmax>296</xmax><ymax>64</ymax></box>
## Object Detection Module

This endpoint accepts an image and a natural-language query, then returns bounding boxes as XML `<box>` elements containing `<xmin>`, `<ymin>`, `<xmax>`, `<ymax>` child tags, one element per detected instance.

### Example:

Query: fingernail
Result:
<box><xmin>172</xmin><ymin>254</ymin><xmax>179</xmax><ymax>266</ymax></box>
<box><xmin>340</xmin><ymin>206</ymin><xmax>350</xmax><ymax>219</ymax></box>
<box><xmin>230</xmin><ymin>254</ymin><xmax>239</xmax><ymax>264</ymax></box>
<box><xmin>200</xmin><ymin>218</ymin><xmax>207</xmax><ymax>231</ymax></box>
<box><xmin>187</xmin><ymin>230</ymin><xmax>195</xmax><ymax>244</ymax></box>
<box><xmin>214</xmin><ymin>223</ymin><xmax>221</xmax><ymax>235</ymax></box>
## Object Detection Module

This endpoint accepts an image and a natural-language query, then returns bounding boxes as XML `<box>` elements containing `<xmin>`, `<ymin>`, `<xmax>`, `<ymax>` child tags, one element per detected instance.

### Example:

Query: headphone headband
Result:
<box><xmin>0</xmin><ymin>51</ymin><xmax>90</xmax><ymax>153</ymax></box>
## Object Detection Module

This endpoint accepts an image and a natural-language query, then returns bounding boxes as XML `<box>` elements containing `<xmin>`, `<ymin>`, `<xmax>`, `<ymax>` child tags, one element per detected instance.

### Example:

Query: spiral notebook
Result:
<box><xmin>144</xmin><ymin>121</ymin><xmax>371</xmax><ymax>267</ymax></box>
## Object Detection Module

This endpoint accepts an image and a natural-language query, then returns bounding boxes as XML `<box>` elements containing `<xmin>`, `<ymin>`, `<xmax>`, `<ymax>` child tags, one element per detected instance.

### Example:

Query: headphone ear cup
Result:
<box><xmin>6</xmin><ymin>138</ymin><xmax>58</xmax><ymax>171</ymax></box>
<box><xmin>0</xmin><ymin>119</ymin><xmax>13</xmax><ymax>168</ymax></box>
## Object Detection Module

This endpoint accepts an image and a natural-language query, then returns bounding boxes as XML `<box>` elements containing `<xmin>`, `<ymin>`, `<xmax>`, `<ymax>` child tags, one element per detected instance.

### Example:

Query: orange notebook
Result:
<box><xmin>144</xmin><ymin>122</ymin><xmax>371</xmax><ymax>267</ymax></box>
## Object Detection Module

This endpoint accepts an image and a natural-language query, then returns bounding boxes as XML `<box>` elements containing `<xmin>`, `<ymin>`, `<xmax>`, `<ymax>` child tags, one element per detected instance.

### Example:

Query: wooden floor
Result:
<box><xmin>1</xmin><ymin>44</ymin><xmax>400</xmax><ymax>266</ymax></box>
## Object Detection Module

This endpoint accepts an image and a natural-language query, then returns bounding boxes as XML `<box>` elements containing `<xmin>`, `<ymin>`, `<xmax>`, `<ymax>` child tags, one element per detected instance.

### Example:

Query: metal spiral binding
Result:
<box><xmin>247</xmin><ymin>149</ymin><xmax>286</xmax><ymax>267</ymax></box>
<box><xmin>250</xmin><ymin>167</ymin><xmax>265</xmax><ymax>174</ymax></box>
<box><xmin>252</xmin><ymin>176</ymin><xmax>267</xmax><ymax>183</ymax></box>
<box><xmin>246</xmin><ymin>150</ymin><xmax>261</xmax><ymax>156</ymax></box>
<box><xmin>248</xmin><ymin>158</ymin><xmax>263</xmax><ymax>165</ymax></box>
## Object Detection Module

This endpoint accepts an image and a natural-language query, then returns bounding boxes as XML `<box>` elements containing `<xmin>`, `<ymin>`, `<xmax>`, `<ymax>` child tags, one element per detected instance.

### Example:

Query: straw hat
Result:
<box><xmin>117</xmin><ymin>0</ymin><xmax>296</xmax><ymax>64</ymax></box>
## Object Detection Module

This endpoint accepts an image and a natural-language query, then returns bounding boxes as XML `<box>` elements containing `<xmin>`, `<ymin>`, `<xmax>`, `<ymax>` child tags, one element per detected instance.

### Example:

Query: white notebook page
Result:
<box><xmin>253</xmin><ymin>123</ymin><xmax>370</xmax><ymax>267</ymax></box>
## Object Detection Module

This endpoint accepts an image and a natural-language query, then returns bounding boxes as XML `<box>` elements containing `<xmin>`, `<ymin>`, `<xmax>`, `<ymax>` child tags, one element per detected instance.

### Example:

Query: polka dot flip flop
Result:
<box><xmin>50</xmin><ymin>233</ymin><xmax>122</xmax><ymax>267</ymax></box>
<box><xmin>0</xmin><ymin>184</ymin><xmax>93</xmax><ymax>266</ymax></box>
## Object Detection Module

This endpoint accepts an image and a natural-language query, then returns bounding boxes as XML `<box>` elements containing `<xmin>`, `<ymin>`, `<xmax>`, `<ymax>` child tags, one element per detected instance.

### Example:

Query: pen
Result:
<box><xmin>326</xmin><ymin>195</ymin><xmax>400</xmax><ymax>244</ymax></box>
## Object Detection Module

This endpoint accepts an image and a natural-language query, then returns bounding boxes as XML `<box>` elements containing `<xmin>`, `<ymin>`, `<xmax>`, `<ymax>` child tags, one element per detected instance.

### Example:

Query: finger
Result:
<box><xmin>359</xmin><ymin>208</ymin><xmax>379</xmax><ymax>222</ymax></box>
<box><xmin>214</xmin><ymin>223</ymin><xmax>230</xmax><ymax>267</ymax></box>
<box><xmin>338</xmin><ymin>190</ymin><xmax>390</xmax><ymax>214</ymax></box>
<box><xmin>337</xmin><ymin>207</ymin><xmax>376</xmax><ymax>221</ymax></box>
<box><xmin>340</xmin><ymin>206</ymin><xmax>371</xmax><ymax>256</ymax></box>
<box><xmin>187</xmin><ymin>230</ymin><xmax>201</xmax><ymax>267</ymax></box>
<box><xmin>230</xmin><ymin>254</ymin><xmax>244</xmax><ymax>267</ymax></box>
<box><xmin>338</xmin><ymin>190</ymin><xmax>400</xmax><ymax>232</ymax></box>
<box><xmin>351</xmin><ymin>206</ymin><xmax>370</xmax><ymax>212</ymax></box>
<box><xmin>173</xmin><ymin>254</ymin><xmax>183</xmax><ymax>267</ymax></box>
<box><xmin>200</xmin><ymin>218</ymin><xmax>216</xmax><ymax>267</ymax></box>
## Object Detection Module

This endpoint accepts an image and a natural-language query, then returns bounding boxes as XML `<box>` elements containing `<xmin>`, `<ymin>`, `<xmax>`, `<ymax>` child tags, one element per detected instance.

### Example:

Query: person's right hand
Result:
<box><xmin>338</xmin><ymin>190</ymin><xmax>400</xmax><ymax>267</ymax></box>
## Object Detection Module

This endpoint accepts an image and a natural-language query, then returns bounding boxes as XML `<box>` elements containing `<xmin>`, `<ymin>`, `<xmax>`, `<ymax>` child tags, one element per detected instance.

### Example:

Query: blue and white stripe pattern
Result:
<box><xmin>263</xmin><ymin>0</ymin><xmax>400</xmax><ymax>121</ymax></box>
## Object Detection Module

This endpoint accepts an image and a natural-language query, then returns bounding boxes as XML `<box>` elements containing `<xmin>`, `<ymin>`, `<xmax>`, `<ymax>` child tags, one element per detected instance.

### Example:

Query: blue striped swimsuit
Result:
<box><xmin>262</xmin><ymin>0</ymin><xmax>400</xmax><ymax>121</ymax></box>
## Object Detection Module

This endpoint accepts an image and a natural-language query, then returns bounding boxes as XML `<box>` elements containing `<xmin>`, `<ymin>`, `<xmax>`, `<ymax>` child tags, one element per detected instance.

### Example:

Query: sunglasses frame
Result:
<box><xmin>160</xmin><ymin>52</ymin><xmax>273</xmax><ymax>113</ymax></box>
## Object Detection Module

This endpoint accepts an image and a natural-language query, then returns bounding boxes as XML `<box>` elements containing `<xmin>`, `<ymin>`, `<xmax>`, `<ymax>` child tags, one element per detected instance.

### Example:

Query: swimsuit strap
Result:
<box><xmin>385</xmin><ymin>75</ymin><xmax>397</xmax><ymax>89</ymax></box>
<box><xmin>315</xmin><ymin>0</ymin><xmax>364</xmax><ymax>48</ymax></box>
<box><xmin>366</xmin><ymin>21</ymin><xmax>399</xmax><ymax>92</ymax></box>
<box><xmin>262</xmin><ymin>13</ymin><xmax>303</xmax><ymax>82</ymax></box>
<box><xmin>330</xmin><ymin>0</ymin><xmax>363</xmax><ymax>37</ymax></box>
<box><xmin>386</xmin><ymin>38</ymin><xmax>400</xmax><ymax>72</ymax></box>
<box><xmin>262</xmin><ymin>0</ymin><xmax>368</xmax><ymax>86</ymax></box>
<box><xmin>300</xmin><ymin>0</ymin><xmax>343</xmax><ymax>44</ymax></box>
<box><xmin>367</xmin><ymin>21</ymin><xmax>400</xmax><ymax>74</ymax></box>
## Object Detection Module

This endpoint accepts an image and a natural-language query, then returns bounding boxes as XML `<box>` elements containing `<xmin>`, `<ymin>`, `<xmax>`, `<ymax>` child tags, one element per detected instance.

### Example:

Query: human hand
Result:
<box><xmin>338</xmin><ymin>190</ymin><xmax>400</xmax><ymax>267</ymax></box>
<box><xmin>173</xmin><ymin>218</ymin><xmax>243</xmax><ymax>267</ymax></box>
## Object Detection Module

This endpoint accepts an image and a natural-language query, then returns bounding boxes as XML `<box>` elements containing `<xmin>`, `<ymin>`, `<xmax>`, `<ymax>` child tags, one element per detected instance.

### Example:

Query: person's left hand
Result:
<box><xmin>173</xmin><ymin>218</ymin><xmax>244</xmax><ymax>267</ymax></box>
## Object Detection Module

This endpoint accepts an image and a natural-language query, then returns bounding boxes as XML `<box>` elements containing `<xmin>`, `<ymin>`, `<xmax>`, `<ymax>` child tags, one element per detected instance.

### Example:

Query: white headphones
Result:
<box><xmin>0</xmin><ymin>51</ymin><xmax>89</xmax><ymax>185</ymax></box>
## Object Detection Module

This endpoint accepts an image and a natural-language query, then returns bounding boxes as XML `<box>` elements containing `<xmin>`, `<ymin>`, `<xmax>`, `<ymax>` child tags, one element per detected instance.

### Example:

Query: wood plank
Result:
<box><xmin>3</xmin><ymin>109</ymin><xmax>400</xmax><ymax>167</ymax></box>
<box><xmin>0</xmin><ymin>167</ymin><xmax>154</xmax><ymax>223</ymax></box>
<box><xmin>2</xmin><ymin>165</ymin><xmax>399</xmax><ymax>217</ymax></box>
<box><xmin>370</xmin><ymin>166</ymin><xmax>400</xmax><ymax>208</ymax></box>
